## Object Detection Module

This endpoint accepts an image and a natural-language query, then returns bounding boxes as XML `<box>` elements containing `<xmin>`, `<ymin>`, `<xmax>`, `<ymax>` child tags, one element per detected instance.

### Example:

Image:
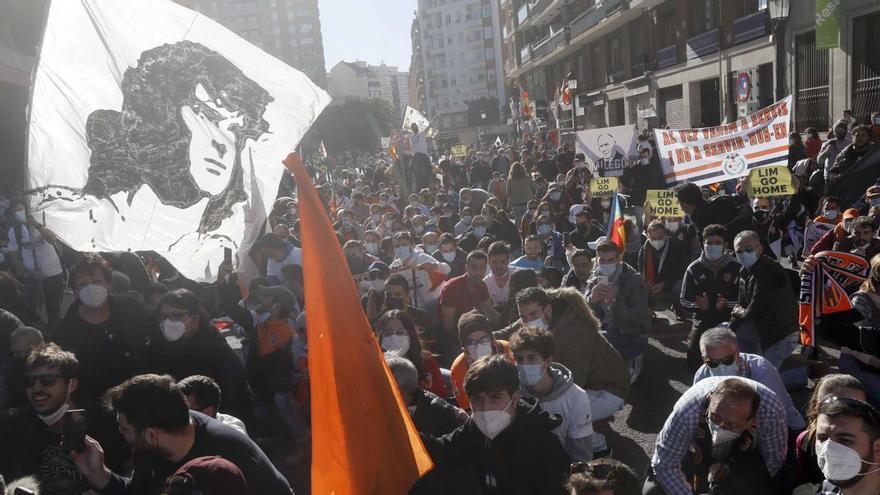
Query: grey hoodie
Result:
<box><xmin>521</xmin><ymin>363</ymin><xmax>594</xmax><ymax>462</ymax></box>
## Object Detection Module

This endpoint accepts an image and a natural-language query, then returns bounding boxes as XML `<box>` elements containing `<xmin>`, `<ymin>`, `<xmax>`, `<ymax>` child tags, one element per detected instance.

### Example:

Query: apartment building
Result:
<box><xmin>177</xmin><ymin>0</ymin><xmax>327</xmax><ymax>87</ymax></box>
<box><xmin>327</xmin><ymin>61</ymin><xmax>410</xmax><ymax>117</ymax></box>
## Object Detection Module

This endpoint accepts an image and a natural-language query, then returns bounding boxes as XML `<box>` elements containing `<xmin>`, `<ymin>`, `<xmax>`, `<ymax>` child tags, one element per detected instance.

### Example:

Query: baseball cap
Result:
<box><xmin>162</xmin><ymin>456</ymin><xmax>248</xmax><ymax>495</ymax></box>
<box><xmin>255</xmin><ymin>285</ymin><xmax>296</xmax><ymax>309</ymax></box>
<box><xmin>866</xmin><ymin>186</ymin><xmax>880</xmax><ymax>199</ymax></box>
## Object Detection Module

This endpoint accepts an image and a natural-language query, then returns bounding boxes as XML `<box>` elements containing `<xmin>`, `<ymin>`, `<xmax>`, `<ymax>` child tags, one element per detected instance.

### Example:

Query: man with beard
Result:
<box><xmin>814</xmin><ymin>396</ymin><xmax>880</xmax><ymax>494</ymax></box>
<box><xmin>71</xmin><ymin>374</ymin><xmax>292</xmax><ymax>494</ymax></box>
<box><xmin>0</xmin><ymin>344</ymin><xmax>128</xmax><ymax>494</ymax></box>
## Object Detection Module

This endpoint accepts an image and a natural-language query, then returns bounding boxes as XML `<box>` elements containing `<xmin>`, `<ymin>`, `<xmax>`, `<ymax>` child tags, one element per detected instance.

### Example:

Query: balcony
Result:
<box><xmin>531</xmin><ymin>27</ymin><xmax>568</xmax><ymax>62</ymax></box>
<box><xmin>733</xmin><ymin>10</ymin><xmax>768</xmax><ymax>45</ymax></box>
<box><xmin>517</xmin><ymin>3</ymin><xmax>529</xmax><ymax>25</ymax></box>
<box><xmin>569</xmin><ymin>3</ymin><xmax>605</xmax><ymax>39</ymax></box>
<box><xmin>686</xmin><ymin>27</ymin><xmax>720</xmax><ymax>59</ymax></box>
<box><xmin>656</xmin><ymin>44</ymin><xmax>677</xmax><ymax>69</ymax></box>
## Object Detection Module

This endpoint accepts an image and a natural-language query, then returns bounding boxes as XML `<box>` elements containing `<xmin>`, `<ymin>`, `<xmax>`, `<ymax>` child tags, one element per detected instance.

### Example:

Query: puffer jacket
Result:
<box><xmin>422</xmin><ymin>396</ymin><xmax>569</xmax><ymax>495</ymax></box>
<box><xmin>730</xmin><ymin>255</ymin><xmax>798</xmax><ymax>348</ymax></box>
<box><xmin>496</xmin><ymin>288</ymin><xmax>630</xmax><ymax>400</ymax></box>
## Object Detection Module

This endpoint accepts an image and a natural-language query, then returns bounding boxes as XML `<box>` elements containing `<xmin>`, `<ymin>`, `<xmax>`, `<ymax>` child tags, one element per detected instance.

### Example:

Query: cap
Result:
<box><xmin>254</xmin><ymin>285</ymin><xmax>296</xmax><ymax>309</ymax></box>
<box><xmin>548</xmin><ymin>182</ymin><xmax>563</xmax><ymax>192</ymax></box>
<box><xmin>587</xmin><ymin>235</ymin><xmax>608</xmax><ymax>251</ymax></box>
<box><xmin>368</xmin><ymin>261</ymin><xmax>390</xmax><ymax>273</ymax></box>
<box><xmin>568</xmin><ymin>204</ymin><xmax>590</xmax><ymax>225</ymax></box>
<box><xmin>457</xmin><ymin>310</ymin><xmax>492</xmax><ymax>344</ymax></box>
<box><xmin>867</xmin><ymin>186</ymin><xmax>880</xmax><ymax>198</ymax></box>
<box><xmin>162</xmin><ymin>456</ymin><xmax>248</xmax><ymax>495</ymax></box>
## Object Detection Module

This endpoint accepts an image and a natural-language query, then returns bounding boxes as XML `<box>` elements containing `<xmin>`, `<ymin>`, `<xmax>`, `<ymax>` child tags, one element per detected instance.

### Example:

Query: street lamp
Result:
<box><xmin>567</xmin><ymin>71</ymin><xmax>578</xmax><ymax>132</ymax></box>
<box><xmin>768</xmin><ymin>0</ymin><xmax>790</xmax><ymax>100</ymax></box>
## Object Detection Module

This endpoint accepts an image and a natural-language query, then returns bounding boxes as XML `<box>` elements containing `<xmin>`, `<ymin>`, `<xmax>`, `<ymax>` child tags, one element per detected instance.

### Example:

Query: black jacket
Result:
<box><xmin>637</xmin><ymin>237</ymin><xmax>688</xmax><ymax>292</ymax></box>
<box><xmin>422</xmin><ymin>396</ymin><xmax>569</xmax><ymax>495</ymax></box>
<box><xmin>680</xmin><ymin>253</ymin><xmax>741</xmax><ymax>330</ymax></box>
<box><xmin>689</xmin><ymin>195</ymin><xmax>751</xmax><ymax>244</ymax></box>
<box><xmin>146</xmin><ymin>322</ymin><xmax>252</xmax><ymax>423</ymax></box>
<box><xmin>54</xmin><ymin>296</ymin><xmax>160</xmax><ymax>404</ymax></box>
<box><xmin>730</xmin><ymin>256</ymin><xmax>799</xmax><ymax>348</ymax></box>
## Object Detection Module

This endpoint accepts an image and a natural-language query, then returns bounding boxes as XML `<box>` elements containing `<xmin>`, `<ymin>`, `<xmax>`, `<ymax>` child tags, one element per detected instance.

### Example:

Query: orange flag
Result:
<box><xmin>283</xmin><ymin>153</ymin><xmax>434</xmax><ymax>494</ymax></box>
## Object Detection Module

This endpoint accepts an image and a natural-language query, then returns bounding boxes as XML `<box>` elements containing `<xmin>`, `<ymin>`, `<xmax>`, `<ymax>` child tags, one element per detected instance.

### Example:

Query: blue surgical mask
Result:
<box><xmin>395</xmin><ymin>246</ymin><xmax>412</xmax><ymax>260</ymax></box>
<box><xmin>871</xmin><ymin>198</ymin><xmax>880</xmax><ymax>207</ymax></box>
<box><xmin>518</xmin><ymin>364</ymin><xmax>545</xmax><ymax>386</ymax></box>
<box><xmin>705</xmin><ymin>244</ymin><xmax>724</xmax><ymax>261</ymax></box>
<box><xmin>598</xmin><ymin>263</ymin><xmax>617</xmax><ymax>277</ymax></box>
<box><xmin>473</xmin><ymin>226</ymin><xmax>487</xmax><ymax>237</ymax></box>
<box><xmin>537</xmin><ymin>224</ymin><xmax>552</xmax><ymax>236</ymax></box>
<box><xmin>736</xmin><ymin>249</ymin><xmax>758</xmax><ymax>268</ymax></box>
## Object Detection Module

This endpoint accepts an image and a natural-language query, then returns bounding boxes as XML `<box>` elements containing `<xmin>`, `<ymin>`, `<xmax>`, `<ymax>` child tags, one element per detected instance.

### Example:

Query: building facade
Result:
<box><xmin>410</xmin><ymin>0</ymin><xmax>507</xmax><ymax>138</ymax></box>
<box><xmin>177</xmin><ymin>0</ymin><xmax>327</xmax><ymax>87</ymax></box>
<box><xmin>500</xmin><ymin>0</ymin><xmax>880</xmax><ymax>134</ymax></box>
<box><xmin>327</xmin><ymin>61</ymin><xmax>410</xmax><ymax>117</ymax></box>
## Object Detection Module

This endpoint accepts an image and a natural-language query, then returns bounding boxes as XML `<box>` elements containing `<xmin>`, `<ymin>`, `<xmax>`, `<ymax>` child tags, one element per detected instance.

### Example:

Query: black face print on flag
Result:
<box><xmin>83</xmin><ymin>40</ymin><xmax>274</xmax><ymax>233</ymax></box>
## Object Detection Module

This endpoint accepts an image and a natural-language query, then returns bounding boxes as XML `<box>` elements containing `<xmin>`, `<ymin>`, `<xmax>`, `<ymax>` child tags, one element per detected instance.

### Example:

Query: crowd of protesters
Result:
<box><xmin>0</xmin><ymin>109</ymin><xmax>879</xmax><ymax>494</ymax></box>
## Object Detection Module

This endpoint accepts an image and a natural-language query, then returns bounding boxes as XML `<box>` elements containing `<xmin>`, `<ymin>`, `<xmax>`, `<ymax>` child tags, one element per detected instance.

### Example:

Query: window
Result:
<box><xmin>483</xmin><ymin>6</ymin><xmax>491</xmax><ymax>18</ymax></box>
<box><xmin>607</xmin><ymin>32</ymin><xmax>622</xmax><ymax>79</ymax></box>
<box><xmin>271</xmin><ymin>12</ymin><xmax>278</xmax><ymax>22</ymax></box>
<box><xmin>659</xmin><ymin>10</ymin><xmax>676</xmax><ymax>47</ymax></box>
<box><xmin>300</xmin><ymin>23</ymin><xmax>313</xmax><ymax>32</ymax></box>
<box><xmin>488</xmin><ymin>70</ymin><xmax>495</xmax><ymax>81</ymax></box>
<box><xmin>483</xmin><ymin>26</ymin><xmax>493</xmax><ymax>39</ymax></box>
<box><xmin>300</xmin><ymin>37</ymin><xmax>314</xmax><ymax>44</ymax></box>
<box><xmin>273</xmin><ymin>26</ymin><xmax>281</xmax><ymax>35</ymax></box>
<box><xmin>735</xmin><ymin>0</ymin><xmax>763</xmax><ymax>18</ymax></box>
<box><xmin>274</xmin><ymin>40</ymin><xmax>282</xmax><ymax>50</ymax></box>
<box><xmin>689</xmin><ymin>0</ymin><xmax>719</xmax><ymax>36</ymax></box>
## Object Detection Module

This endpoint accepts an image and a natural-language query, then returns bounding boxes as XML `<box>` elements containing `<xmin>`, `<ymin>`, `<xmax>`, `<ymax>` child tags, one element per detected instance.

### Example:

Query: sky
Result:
<box><xmin>319</xmin><ymin>0</ymin><xmax>416</xmax><ymax>73</ymax></box>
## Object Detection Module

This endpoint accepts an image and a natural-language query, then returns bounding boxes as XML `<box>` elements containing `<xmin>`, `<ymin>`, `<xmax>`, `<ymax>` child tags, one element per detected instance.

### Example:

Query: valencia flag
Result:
<box><xmin>284</xmin><ymin>153</ymin><xmax>434</xmax><ymax>493</ymax></box>
<box><xmin>607</xmin><ymin>191</ymin><xmax>626</xmax><ymax>253</ymax></box>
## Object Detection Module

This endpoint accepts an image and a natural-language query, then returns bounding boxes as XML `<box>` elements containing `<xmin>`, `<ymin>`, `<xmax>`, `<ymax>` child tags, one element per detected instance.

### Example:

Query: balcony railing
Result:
<box><xmin>686</xmin><ymin>27</ymin><xmax>720</xmax><ymax>59</ymax></box>
<box><xmin>656</xmin><ymin>44</ymin><xmax>677</xmax><ymax>69</ymax></box>
<box><xmin>531</xmin><ymin>28</ymin><xmax>568</xmax><ymax>62</ymax></box>
<box><xmin>569</xmin><ymin>3</ymin><xmax>606</xmax><ymax>39</ymax></box>
<box><xmin>733</xmin><ymin>10</ymin><xmax>768</xmax><ymax>45</ymax></box>
<box><xmin>517</xmin><ymin>3</ymin><xmax>529</xmax><ymax>25</ymax></box>
<box><xmin>529</xmin><ymin>0</ymin><xmax>554</xmax><ymax>19</ymax></box>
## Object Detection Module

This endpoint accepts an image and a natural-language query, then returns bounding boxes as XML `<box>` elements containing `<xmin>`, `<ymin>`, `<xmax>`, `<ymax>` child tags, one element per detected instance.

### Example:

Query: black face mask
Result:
<box><xmin>753</xmin><ymin>210</ymin><xmax>769</xmax><ymax>222</ymax></box>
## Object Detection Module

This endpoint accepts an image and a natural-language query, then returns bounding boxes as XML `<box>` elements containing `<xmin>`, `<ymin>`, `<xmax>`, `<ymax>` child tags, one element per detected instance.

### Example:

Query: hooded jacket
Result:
<box><xmin>423</xmin><ymin>396</ymin><xmax>570</xmax><ymax>495</ymax></box>
<box><xmin>521</xmin><ymin>363</ymin><xmax>594</xmax><ymax>462</ymax></box>
<box><xmin>496</xmin><ymin>288</ymin><xmax>630</xmax><ymax>400</ymax></box>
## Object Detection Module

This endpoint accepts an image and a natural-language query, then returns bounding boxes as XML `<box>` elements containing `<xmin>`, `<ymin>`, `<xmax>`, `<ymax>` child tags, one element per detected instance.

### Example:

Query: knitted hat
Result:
<box><xmin>457</xmin><ymin>310</ymin><xmax>492</xmax><ymax>344</ymax></box>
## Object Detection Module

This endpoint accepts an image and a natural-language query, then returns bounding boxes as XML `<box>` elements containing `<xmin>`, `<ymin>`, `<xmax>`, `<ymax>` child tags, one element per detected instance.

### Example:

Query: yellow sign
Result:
<box><xmin>451</xmin><ymin>144</ymin><xmax>467</xmax><ymax>157</ymax></box>
<box><xmin>745</xmin><ymin>165</ymin><xmax>793</xmax><ymax>197</ymax></box>
<box><xmin>645</xmin><ymin>189</ymin><xmax>683</xmax><ymax>217</ymax></box>
<box><xmin>590</xmin><ymin>177</ymin><xmax>619</xmax><ymax>197</ymax></box>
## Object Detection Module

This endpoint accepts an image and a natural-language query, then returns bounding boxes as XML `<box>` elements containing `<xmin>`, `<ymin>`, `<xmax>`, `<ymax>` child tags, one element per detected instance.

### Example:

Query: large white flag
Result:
<box><xmin>401</xmin><ymin>105</ymin><xmax>431</xmax><ymax>131</ymax></box>
<box><xmin>27</xmin><ymin>0</ymin><xmax>330</xmax><ymax>281</ymax></box>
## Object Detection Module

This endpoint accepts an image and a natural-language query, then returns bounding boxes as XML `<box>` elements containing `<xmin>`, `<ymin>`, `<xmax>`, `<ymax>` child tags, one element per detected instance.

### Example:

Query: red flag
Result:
<box><xmin>284</xmin><ymin>153</ymin><xmax>434</xmax><ymax>493</ymax></box>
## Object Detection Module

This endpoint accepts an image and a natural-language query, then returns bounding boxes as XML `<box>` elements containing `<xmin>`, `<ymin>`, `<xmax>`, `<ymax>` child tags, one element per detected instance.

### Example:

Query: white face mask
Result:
<box><xmin>370</xmin><ymin>279</ymin><xmax>386</xmax><ymax>291</ymax></box>
<box><xmin>395</xmin><ymin>246</ymin><xmax>412</xmax><ymax>260</ymax></box>
<box><xmin>473</xmin><ymin>226</ymin><xmax>487</xmax><ymax>238</ymax></box>
<box><xmin>707</xmin><ymin>418</ymin><xmax>742</xmax><ymax>445</ymax></box>
<box><xmin>518</xmin><ymin>364</ymin><xmax>545</xmax><ymax>386</ymax></box>
<box><xmin>705</xmin><ymin>244</ymin><xmax>724</xmax><ymax>261</ymax></box>
<box><xmin>523</xmin><ymin>317</ymin><xmax>547</xmax><ymax>331</ymax></box>
<box><xmin>78</xmin><ymin>284</ymin><xmax>109</xmax><ymax>308</ymax></box>
<box><xmin>462</xmin><ymin>215</ymin><xmax>473</xmax><ymax>225</ymax></box>
<box><xmin>161</xmin><ymin>318</ymin><xmax>188</xmax><ymax>342</ymax></box>
<box><xmin>14</xmin><ymin>210</ymin><xmax>26</xmax><ymax>223</ymax></box>
<box><xmin>381</xmin><ymin>334</ymin><xmax>411</xmax><ymax>355</ymax></box>
<box><xmin>598</xmin><ymin>263</ymin><xmax>617</xmax><ymax>277</ymax></box>
<box><xmin>665</xmin><ymin>221</ymin><xmax>680</xmax><ymax>233</ymax></box>
<box><xmin>365</xmin><ymin>242</ymin><xmax>379</xmax><ymax>255</ymax></box>
<box><xmin>441</xmin><ymin>250</ymin><xmax>456</xmax><ymax>262</ymax></box>
<box><xmin>816</xmin><ymin>438</ymin><xmax>880</xmax><ymax>484</ymax></box>
<box><xmin>650</xmin><ymin>239</ymin><xmax>666</xmax><ymax>251</ymax></box>
<box><xmin>472</xmin><ymin>399</ymin><xmax>514</xmax><ymax>439</ymax></box>
<box><xmin>600</xmin><ymin>199</ymin><xmax>611</xmax><ymax>209</ymax></box>
<box><xmin>468</xmin><ymin>342</ymin><xmax>493</xmax><ymax>361</ymax></box>
<box><xmin>424</xmin><ymin>244</ymin><xmax>439</xmax><ymax>254</ymax></box>
<box><xmin>537</xmin><ymin>224</ymin><xmax>551</xmax><ymax>236</ymax></box>
<box><xmin>37</xmin><ymin>381</ymin><xmax>73</xmax><ymax>426</ymax></box>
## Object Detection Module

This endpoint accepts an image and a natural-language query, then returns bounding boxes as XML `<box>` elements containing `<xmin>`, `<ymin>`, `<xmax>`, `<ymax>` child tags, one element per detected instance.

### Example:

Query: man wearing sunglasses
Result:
<box><xmin>815</xmin><ymin>396</ymin><xmax>880</xmax><ymax>494</ymax></box>
<box><xmin>729</xmin><ymin>231</ymin><xmax>799</xmax><ymax>373</ymax></box>
<box><xmin>645</xmin><ymin>376</ymin><xmax>787</xmax><ymax>495</ymax></box>
<box><xmin>694</xmin><ymin>327</ymin><xmax>805</xmax><ymax>433</ymax></box>
<box><xmin>1</xmin><ymin>343</ymin><xmax>128</xmax><ymax>494</ymax></box>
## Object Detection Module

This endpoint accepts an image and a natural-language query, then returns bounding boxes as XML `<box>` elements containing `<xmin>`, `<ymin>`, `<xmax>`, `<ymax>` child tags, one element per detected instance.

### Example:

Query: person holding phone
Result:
<box><xmin>0</xmin><ymin>343</ymin><xmax>128</xmax><ymax>494</ymax></box>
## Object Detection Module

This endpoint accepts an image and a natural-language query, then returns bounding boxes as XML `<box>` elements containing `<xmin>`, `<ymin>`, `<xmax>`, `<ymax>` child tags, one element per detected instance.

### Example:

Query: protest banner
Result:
<box><xmin>575</xmin><ymin>124</ymin><xmax>638</xmax><ymax>177</ymax></box>
<box><xmin>451</xmin><ymin>144</ymin><xmax>467</xmax><ymax>157</ymax></box>
<box><xmin>26</xmin><ymin>0</ymin><xmax>330</xmax><ymax>282</ymax></box>
<box><xmin>590</xmin><ymin>177</ymin><xmax>619</xmax><ymax>197</ymax></box>
<box><xmin>654</xmin><ymin>96</ymin><xmax>792</xmax><ymax>187</ymax></box>
<box><xmin>744</xmin><ymin>165</ymin><xmax>794</xmax><ymax>197</ymax></box>
<box><xmin>402</xmin><ymin>105</ymin><xmax>431</xmax><ymax>131</ymax></box>
<box><xmin>802</xmin><ymin>221</ymin><xmax>836</xmax><ymax>257</ymax></box>
<box><xmin>645</xmin><ymin>189</ymin><xmax>683</xmax><ymax>217</ymax></box>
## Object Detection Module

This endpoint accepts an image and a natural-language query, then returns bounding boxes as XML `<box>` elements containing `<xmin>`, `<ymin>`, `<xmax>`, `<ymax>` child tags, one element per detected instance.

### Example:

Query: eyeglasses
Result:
<box><xmin>570</xmin><ymin>461</ymin><xmax>616</xmax><ymax>483</ymax></box>
<box><xmin>25</xmin><ymin>373</ymin><xmax>65</xmax><ymax>387</ymax></box>
<box><xmin>820</xmin><ymin>396</ymin><xmax>880</xmax><ymax>427</ymax></box>
<box><xmin>704</xmin><ymin>355</ymin><xmax>736</xmax><ymax>368</ymax></box>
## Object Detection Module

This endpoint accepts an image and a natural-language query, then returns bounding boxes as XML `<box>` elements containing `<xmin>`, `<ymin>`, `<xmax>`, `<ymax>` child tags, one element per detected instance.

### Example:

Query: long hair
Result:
<box><xmin>508</xmin><ymin>161</ymin><xmax>526</xmax><ymax>180</ymax></box>
<box><xmin>85</xmin><ymin>41</ymin><xmax>273</xmax><ymax>233</ymax></box>
<box><xmin>374</xmin><ymin>310</ymin><xmax>429</xmax><ymax>382</ymax></box>
<box><xmin>860</xmin><ymin>253</ymin><xmax>880</xmax><ymax>293</ymax></box>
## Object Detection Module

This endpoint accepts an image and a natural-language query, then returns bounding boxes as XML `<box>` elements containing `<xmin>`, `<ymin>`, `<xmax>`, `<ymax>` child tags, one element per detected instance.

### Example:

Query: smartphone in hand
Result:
<box><xmin>62</xmin><ymin>409</ymin><xmax>87</xmax><ymax>453</ymax></box>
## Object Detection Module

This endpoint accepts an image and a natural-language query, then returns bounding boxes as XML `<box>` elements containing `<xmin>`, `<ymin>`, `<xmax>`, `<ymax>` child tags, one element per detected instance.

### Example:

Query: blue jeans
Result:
<box><xmin>839</xmin><ymin>353</ymin><xmax>880</xmax><ymax>409</ymax></box>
